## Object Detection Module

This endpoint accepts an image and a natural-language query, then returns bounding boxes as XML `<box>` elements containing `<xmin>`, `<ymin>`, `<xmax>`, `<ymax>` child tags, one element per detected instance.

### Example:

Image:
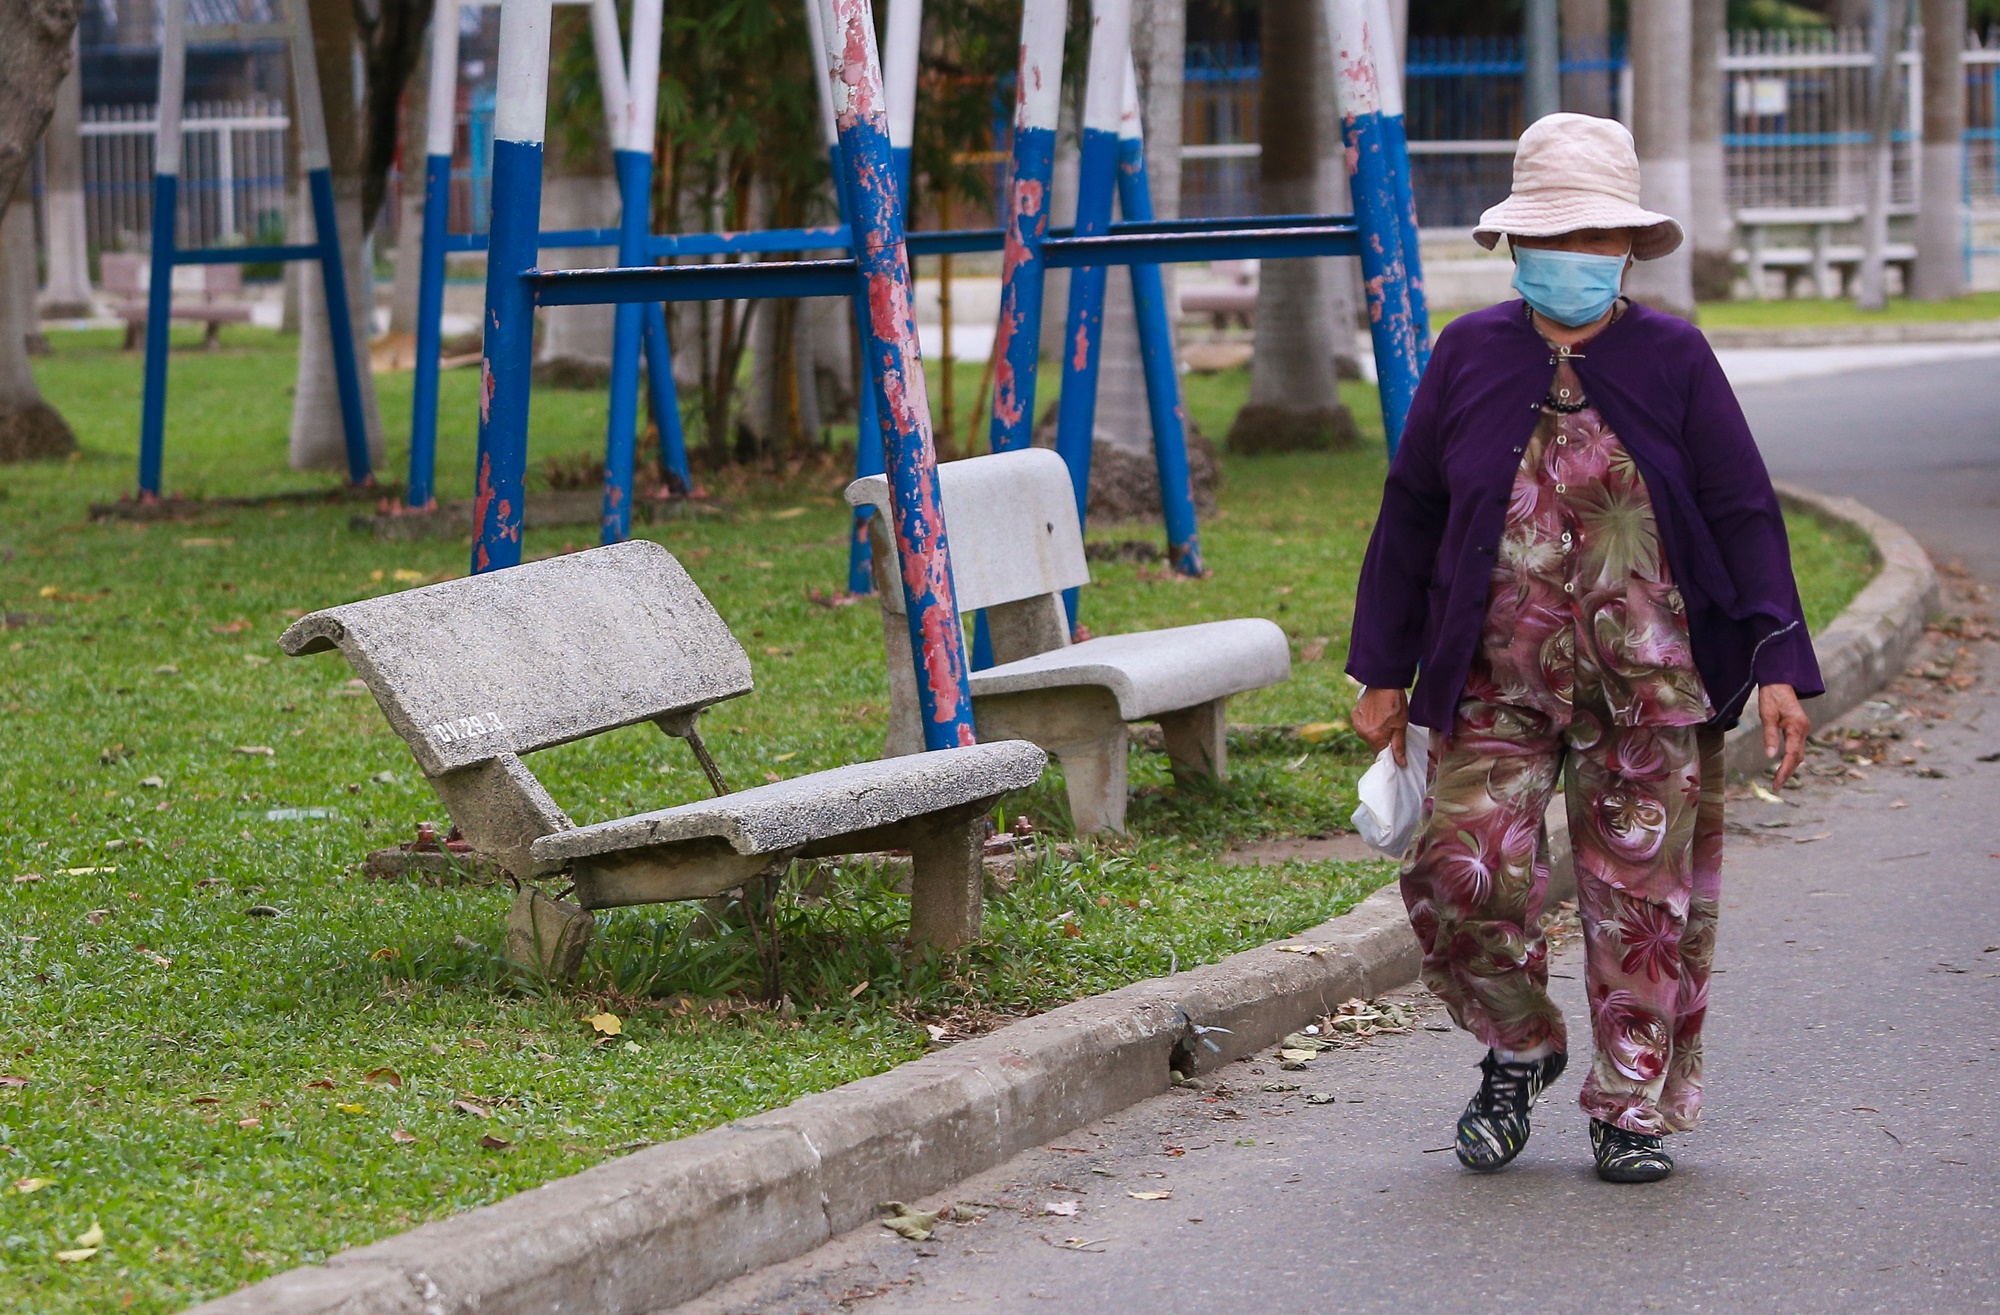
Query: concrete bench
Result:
<box><xmin>848</xmin><ymin>448</ymin><xmax>1290</xmax><ymax>835</ymax></box>
<box><xmin>279</xmin><ymin>540</ymin><xmax>1046</xmax><ymax>957</ymax></box>
<box><xmin>1733</xmin><ymin>206</ymin><xmax>1916</xmax><ymax>299</ymax></box>
<box><xmin>101</xmin><ymin>253</ymin><xmax>253</xmax><ymax>350</ymax></box>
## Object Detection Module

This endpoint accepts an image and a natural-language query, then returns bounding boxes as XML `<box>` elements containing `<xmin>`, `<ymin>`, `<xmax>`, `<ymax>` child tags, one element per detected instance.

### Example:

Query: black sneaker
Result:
<box><xmin>1454</xmin><ymin>1049</ymin><xmax>1568</xmax><ymax>1172</ymax></box>
<box><xmin>1590</xmin><ymin>1117</ymin><xmax>1674</xmax><ymax>1183</ymax></box>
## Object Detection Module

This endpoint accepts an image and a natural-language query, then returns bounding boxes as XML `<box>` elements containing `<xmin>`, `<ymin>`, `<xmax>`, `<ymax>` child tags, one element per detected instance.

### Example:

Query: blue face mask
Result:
<box><xmin>1511</xmin><ymin>246</ymin><xmax>1628</xmax><ymax>327</ymax></box>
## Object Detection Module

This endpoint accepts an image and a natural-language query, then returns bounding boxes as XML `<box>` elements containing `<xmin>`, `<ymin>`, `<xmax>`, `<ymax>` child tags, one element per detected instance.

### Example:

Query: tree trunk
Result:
<box><xmin>39</xmin><ymin>28</ymin><xmax>93</xmax><ymax>318</ymax></box>
<box><xmin>1624</xmin><ymin>0</ymin><xmax>1697</xmax><ymax>319</ymax></box>
<box><xmin>1561</xmin><ymin>0</ymin><xmax>1612</xmax><ymax>117</ymax></box>
<box><xmin>1912</xmin><ymin>0</ymin><xmax>1966</xmax><ymax>300</ymax></box>
<box><xmin>1830</xmin><ymin>0</ymin><xmax>1873</xmax><ymax>27</ymax></box>
<box><xmin>1688</xmin><ymin>0</ymin><xmax>1732</xmax><ymax>301</ymax></box>
<box><xmin>1321</xmin><ymin>52</ymin><xmax>1363</xmax><ymax>382</ymax></box>
<box><xmin>0</xmin><ymin>0</ymin><xmax>83</xmax><ymax>461</ymax></box>
<box><xmin>0</xmin><ymin>197</ymin><xmax>75</xmax><ymax>460</ymax></box>
<box><xmin>290</xmin><ymin>0</ymin><xmax>388</xmax><ymax>473</ymax></box>
<box><xmin>1231</xmin><ymin>0</ymin><xmax>1355</xmax><ymax>454</ymax></box>
<box><xmin>387</xmin><ymin>32</ymin><xmax>429</xmax><ymax>335</ymax></box>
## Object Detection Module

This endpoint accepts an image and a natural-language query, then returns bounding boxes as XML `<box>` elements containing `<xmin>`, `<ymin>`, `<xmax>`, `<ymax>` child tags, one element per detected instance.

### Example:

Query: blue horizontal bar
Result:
<box><xmin>171</xmin><ymin>244</ymin><xmax>321</xmax><ymax>265</ymax></box>
<box><xmin>1043</xmin><ymin>224</ymin><xmax>1359</xmax><ymax>268</ymax></box>
<box><xmin>530</xmin><ymin>260</ymin><xmax>859</xmax><ymax>306</ymax></box>
<box><xmin>441</xmin><ymin>228</ymin><xmax>622</xmax><ymax>254</ymax></box>
<box><xmin>529</xmin><ymin>216</ymin><xmax>1363</xmax><ymax>308</ymax></box>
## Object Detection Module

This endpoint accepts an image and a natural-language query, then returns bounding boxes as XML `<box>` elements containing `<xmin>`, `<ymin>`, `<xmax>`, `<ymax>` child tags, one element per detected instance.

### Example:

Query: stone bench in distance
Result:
<box><xmin>848</xmin><ymin>448</ymin><xmax>1290</xmax><ymax>836</ymax></box>
<box><xmin>279</xmin><ymin>540</ymin><xmax>1046</xmax><ymax>972</ymax></box>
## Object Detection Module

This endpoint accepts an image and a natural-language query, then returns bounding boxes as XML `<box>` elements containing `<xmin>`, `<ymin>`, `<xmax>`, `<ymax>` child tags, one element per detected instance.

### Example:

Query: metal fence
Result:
<box><xmin>79</xmin><ymin>99</ymin><xmax>290</xmax><ymax>252</ymax></box>
<box><xmin>1181</xmin><ymin>28</ymin><xmax>2000</xmax><ymax>233</ymax></box>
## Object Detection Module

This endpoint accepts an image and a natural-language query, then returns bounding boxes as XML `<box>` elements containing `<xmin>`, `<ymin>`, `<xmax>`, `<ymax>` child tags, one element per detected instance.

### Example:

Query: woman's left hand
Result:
<box><xmin>1759</xmin><ymin>683</ymin><xmax>1811</xmax><ymax>790</ymax></box>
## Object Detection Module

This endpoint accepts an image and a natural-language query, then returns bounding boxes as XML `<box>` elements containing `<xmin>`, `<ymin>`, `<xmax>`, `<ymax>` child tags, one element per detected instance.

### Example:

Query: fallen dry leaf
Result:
<box><xmin>585</xmin><ymin>1012</ymin><xmax>623</xmax><ymax>1037</ymax></box>
<box><xmin>479</xmin><ymin>1134</ymin><xmax>513</xmax><ymax>1151</ymax></box>
<box><xmin>74</xmin><ymin>1223</ymin><xmax>103</xmax><ymax>1248</ymax></box>
<box><xmin>361</xmin><ymin>1067</ymin><xmax>403</xmax><ymax>1089</ymax></box>
<box><xmin>211</xmin><ymin>620</ymin><xmax>252</xmax><ymax>634</ymax></box>
<box><xmin>236</xmin><ymin>1118</ymin><xmax>260</xmax><ymax>1129</ymax></box>
<box><xmin>53</xmin><ymin>1248</ymin><xmax>97</xmax><ymax>1264</ymax></box>
<box><xmin>336</xmin><ymin>1103</ymin><xmax>366</xmax><ymax>1115</ymax></box>
<box><xmin>1127</xmin><ymin>1190</ymin><xmax>1173</xmax><ymax>1200</ymax></box>
<box><xmin>390</xmin><ymin>1129</ymin><xmax>418</xmax><ymax>1144</ymax></box>
<box><xmin>0</xmin><ymin>1076</ymin><xmax>29</xmax><ymax>1088</ymax></box>
<box><xmin>1274</xmin><ymin>944</ymin><xmax>1332</xmax><ymax>956</ymax></box>
<box><xmin>1042</xmin><ymin>1200</ymin><xmax>1079</xmax><ymax>1217</ymax></box>
<box><xmin>10</xmin><ymin>873</ymin><xmax>41</xmax><ymax>884</ymax></box>
<box><xmin>12</xmin><ymin>1177</ymin><xmax>52</xmax><ymax>1193</ymax></box>
<box><xmin>451</xmin><ymin>1099</ymin><xmax>491</xmax><ymax>1118</ymax></box>
<box><xmin>1295</xmin><ymin>720</ymin><xmax>1347</xmax><ymax>744</ymax></box>
<box><xmin>233</xmin><ymin>745</ymin><xmax>275</xmax><ymax>757</ymax></box>
<box><xmin>878</xmin><ymin>1201</ymin><xmax>939</xmax><ymax>1241</ymax></box>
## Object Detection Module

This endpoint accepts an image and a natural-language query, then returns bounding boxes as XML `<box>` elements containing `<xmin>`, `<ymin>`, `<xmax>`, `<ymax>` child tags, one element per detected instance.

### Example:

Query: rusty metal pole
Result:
<box><xmin>816</xmin><ymin>0</ymin><xmax>977</xmax><ymax>749</ymax></box>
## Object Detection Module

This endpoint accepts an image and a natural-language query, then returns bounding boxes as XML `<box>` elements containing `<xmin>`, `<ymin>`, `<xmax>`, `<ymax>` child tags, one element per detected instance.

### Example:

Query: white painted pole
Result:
<box><xmin>156</xmin><ymin>0</ymin><xmax>191</xmax><ymax>177</ymax></box>
<box><xmin>426</xmin><ymin>0</ymin><xmax>463</xmax><ymax>160</ymax></box>
<box><xmin>884</xmin><ymin>0</ymin><xmax>923</xmax><ymax>155</ymax></box>
<box><xmin>588</xmin><ymin>0</ymin><xmax>631</xmax><ymax>149</ymax></box>
<box><xmin>623</xmin><ymin>0</ymin><xmax>664</xmax><ymax>157</ymax></box>
<box><xmin>802</xmin><ymin>0</ymin><xmax>840</xmax><ymax>152</ymax></box>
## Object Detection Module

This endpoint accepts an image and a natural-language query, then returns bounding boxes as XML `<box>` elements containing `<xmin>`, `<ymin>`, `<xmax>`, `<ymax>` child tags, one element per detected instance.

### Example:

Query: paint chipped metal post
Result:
<box><xmin>471</xmin><ymin>0</ymin><xmax>554</xmax><ymax>574</ymax></box>
<box><xmin>1113</xmin><ymin>57</ymin><xmax>1203</xmax><ymax>578</ymax></box>
<box><xmin>1366</xmin><ymin>0</ymin><xmax>1428</xmax><ymax>363</ymax></box>
<box><xmin>600</xmin><ymin>0</ymin><xmax>672</xmax><ymax>543</ymax></box>
<box><xmin>986</xmin><ymin>0</ymin><xmax>1066</xmax><ymax>457</ymax></box>
<box><xmin>137</xmin><ymin>0</ymin><xmax>372</xmax><ymax>498</ymax></box>
<box><xmin>816</xmin><ymin>0</ymin><xmax>976</xmax><ymax>749</ymax></box>
<box><xmin>808</xmin><ymin>0</ymin><xmax>887</xmax><ymax>596</ymax></box>
<box><xmin>1328</xmin><ymin>0</ymin><xmax>1422</xmax><ymax>454</ymax></box>
<box><xmin>1051</xmin><ymin>0</ymin><xmax>1135</xmax><ymax>622</ymax></box>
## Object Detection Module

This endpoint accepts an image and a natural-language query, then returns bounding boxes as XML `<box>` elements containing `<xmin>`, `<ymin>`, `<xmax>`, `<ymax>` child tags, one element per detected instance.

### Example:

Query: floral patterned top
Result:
<box><xmin>1466</xmin><ymin>349</ymin><xmax>1713</xmax><ymax>728</ymax></box>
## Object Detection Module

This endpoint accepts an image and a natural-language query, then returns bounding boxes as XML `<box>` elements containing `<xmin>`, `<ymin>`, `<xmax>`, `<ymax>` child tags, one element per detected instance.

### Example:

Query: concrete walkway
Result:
<box><xmin>676</xmin><ymin>354</ymin><xmax>2000</xmax><ymax>1315</ymax></box>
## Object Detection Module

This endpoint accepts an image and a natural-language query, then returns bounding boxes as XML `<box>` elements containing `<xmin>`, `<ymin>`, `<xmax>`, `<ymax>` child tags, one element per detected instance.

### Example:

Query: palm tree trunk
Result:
<box><xmin>1231</xmin><ymin>0</ymin><xmax>1356</xmax><ymax>453</ymax></box>
<box><xmin>1688</xmin><ymin>0</ymin><xmax>1733</xmax><ymax>302</ymax></box>
<box><xmin>290</xmin><ymin>0</ymin><xmax>388</xmax><ymax>473</ymax></box>
<box><xmin>386</xmin><ymin>33</ymin><xmax>429</xmax><ymax>335</ymax></box>
<box><xmin>0</xmin><ymin>0</ymin><xmax>82</xmax><ymax>461</ymax></box>
<box><xmin>1912</xmin><ymin>0</ymin><xmax>1967</xmax><ymax>299</ymax></box>
<box><xmin>39</xmin><ymin>30</ymin><xmax>93</xmax><ymax>318</ymax></box>
<box><xmin>0</xmin><ymin>197</ymin><xmax>75</xmax><ymax>460</ymax></box>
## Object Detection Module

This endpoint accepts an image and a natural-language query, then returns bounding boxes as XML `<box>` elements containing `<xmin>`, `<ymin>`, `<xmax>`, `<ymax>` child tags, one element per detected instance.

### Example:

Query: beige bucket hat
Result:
<box><xmin>1472</xmin><ymin>112</ymin><xmax>1683</xmax><ymax>261</ymax></box>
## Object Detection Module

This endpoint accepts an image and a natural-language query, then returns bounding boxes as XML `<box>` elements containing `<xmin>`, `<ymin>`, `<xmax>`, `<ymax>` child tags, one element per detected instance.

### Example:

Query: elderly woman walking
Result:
<box><xmin>1347</xmin><ymin>113</ymin><xmax>1821</xmax><ymax>1184</ymax></box>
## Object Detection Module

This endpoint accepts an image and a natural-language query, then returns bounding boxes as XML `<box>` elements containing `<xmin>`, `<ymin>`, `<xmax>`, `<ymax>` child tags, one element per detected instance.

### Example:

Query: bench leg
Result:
<box><xmin>506</xmin><ymin>886</ymin><xmax>595</xmax><ymax>981</ymax></box>
<box><xmin>1157</xmin><ymin>697</ymin><xmax>1228</xmax><ymax>784</ymax></box>
<box><xmin>907</xmin><ymin>817</ymin><xmax>983</xmax><ymax>948</ymax></box>
<box><xmin>1057</xmin><ymin>727</ymin><xmax>1130</xmax><ymax>835</ymax></box>
<box><xmin>203</xmin><ymin>320</ymin><xmax>222</xmax><ymax>351</ymax></box>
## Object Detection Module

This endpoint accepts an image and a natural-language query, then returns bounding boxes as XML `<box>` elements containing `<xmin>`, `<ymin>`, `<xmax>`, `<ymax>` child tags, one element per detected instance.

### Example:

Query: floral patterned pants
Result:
<box><xmin>1400</xmin><ymin>696</ymin><xmax>1726</xmax><ymax>1135</ymax></box>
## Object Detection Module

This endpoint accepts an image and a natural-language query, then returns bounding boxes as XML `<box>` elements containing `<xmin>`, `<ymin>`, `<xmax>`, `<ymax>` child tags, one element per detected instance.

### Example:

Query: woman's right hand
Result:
<box><xmin>1353</xmin><ymin>686</ymin><xmax>1411</xmax><ymax>767</ymax></box>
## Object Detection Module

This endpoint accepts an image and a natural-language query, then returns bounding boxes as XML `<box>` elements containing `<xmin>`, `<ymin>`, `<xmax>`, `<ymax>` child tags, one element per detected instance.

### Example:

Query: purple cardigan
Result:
<box><xmin>1346</xmin><ymin>299</ymin><xmax>1825</xmax><ymax>733</ymax></box>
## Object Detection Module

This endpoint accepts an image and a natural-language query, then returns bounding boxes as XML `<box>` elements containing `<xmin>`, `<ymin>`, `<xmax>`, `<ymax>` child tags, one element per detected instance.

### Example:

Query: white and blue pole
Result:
<box><xmin>811</xmin><ymin>0</ymin><xmax>886</xmax><ymax>595</ymax></box>
<box><xmin>407</xmin><ymin>0</ymin><xmax>463</xmax><ymax>510</ymax></box>
<box><xmin>971</xmin><ymin>0</ymin><xmax>1065</xmax><ymax>669</ymax></box>
<box><xmin>1327</xmin><ymin>0</ymin><xmax>1421</xmax><ymax>454</ymax></box>
<box><xmin>471</xmin><ymin>0</ymin><xmax>553</xmax><ymax>573</ymax></box>
<box><xmin>884</xmin><ymin>0</ymin><xmax>922</xmax><ymax>201</ymax></box>
<box><xmin>1113</xmin><ymin>56</ymin><xmax>1202</xmax><ymax>578</ymax></box>
<box><xmin>599</xmin><ymin>0</ymin><xmax>670</xmax><ymax>542</ymax></box>
<box><xmin>817</xmin><ymin>0</ymin><xmax>975</xmax><ymax>749</ymax></box>
<box><xmin>289</xmin><ymin>0</ymin><xmax>375</xmax><ymax>486</ymax></box>
<box><xmin>1050</xmin><ymin>0</ymin><xmax>1134</xmax><ymax>624</ymax></box>
<box><xmin>985</xmin><ymin>0</ymin><xmax>1065</xmax><ymax>455</ymax></box>
<box><xmin>137</xmin><ymin>0</ymin><xmax>191</xmax><ymax>499</ymax></box>
<box><xmin>1367</xmin><ymin>0</ymin><xmax>1428</xmax><ymax>362</ymax></box>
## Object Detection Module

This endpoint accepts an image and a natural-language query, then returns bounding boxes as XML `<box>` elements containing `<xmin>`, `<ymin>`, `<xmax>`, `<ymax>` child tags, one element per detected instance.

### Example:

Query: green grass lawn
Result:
<box><xmin>1696</xmin><ymin>289</ymin><xmax>2000</xmax><ymax>330</ymax></box>
<box><xmin>0</xmin><ymin>329</ymin><xmax>1873</xmax><ymax>1311</ymax></box>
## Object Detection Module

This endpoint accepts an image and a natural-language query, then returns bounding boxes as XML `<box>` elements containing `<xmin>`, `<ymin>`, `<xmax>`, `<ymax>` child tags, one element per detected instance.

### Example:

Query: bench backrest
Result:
<box><xmin>203</xmin><ymin>262</ymin><xmax>244</xmax><ymax>299</ymax></box>
<box><xmin>101</xmin><ymin>252</ymin><xmax>144</xmax><ymax>298</ymax></box>
<box><xmin>845</xmin><ymin>448</ymin><xmax>1091</xmax><ymax>617</ymax></box>
<box><xmin>280</xmin><ymin>539</ymin><xmax>753</xmax><ymax>777</ymax></box>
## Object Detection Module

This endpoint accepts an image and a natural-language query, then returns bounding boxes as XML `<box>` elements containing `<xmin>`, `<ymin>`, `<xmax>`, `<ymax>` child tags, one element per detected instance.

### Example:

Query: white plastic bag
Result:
<box><xmin>1351</xmin><ymin>725</ymin><xmax>1431</xmax><ymax>858</ymax></box>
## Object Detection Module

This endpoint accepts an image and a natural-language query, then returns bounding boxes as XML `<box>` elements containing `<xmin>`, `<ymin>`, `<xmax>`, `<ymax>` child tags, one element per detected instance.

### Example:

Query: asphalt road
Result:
<box><xmin>677</xmin><ymin>357</ymin><xmax>2000</xmax><ymax>1315</ymax></box>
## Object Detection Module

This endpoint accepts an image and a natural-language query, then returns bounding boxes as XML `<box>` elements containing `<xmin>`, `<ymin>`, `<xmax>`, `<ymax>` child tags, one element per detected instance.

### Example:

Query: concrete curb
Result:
<box><xmin>186</xmin><ymin>486</ymin><xmax>1935</xmax><ymax>1315</ymax></box>
<box><xmin>1721</xmin><ymin>483</ymin><xmax>1939</xmax><ymax>777</ymax></box>
<box><xmin>1702</xmin><ymin>318</ymin><xmax>2000</xmax><ymax>349</ymax></box>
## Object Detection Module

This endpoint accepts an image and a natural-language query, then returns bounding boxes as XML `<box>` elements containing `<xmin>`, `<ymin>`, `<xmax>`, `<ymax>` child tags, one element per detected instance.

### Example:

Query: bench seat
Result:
<box><xmin>533</xmin><ymin>743</ymin><xmax>1045</xmax><ymax>902</ymax></box>
<box><xmin>970</xmin><ymin>620</ymin><xmax>1289</xmax><ymax>721</ymax></box>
